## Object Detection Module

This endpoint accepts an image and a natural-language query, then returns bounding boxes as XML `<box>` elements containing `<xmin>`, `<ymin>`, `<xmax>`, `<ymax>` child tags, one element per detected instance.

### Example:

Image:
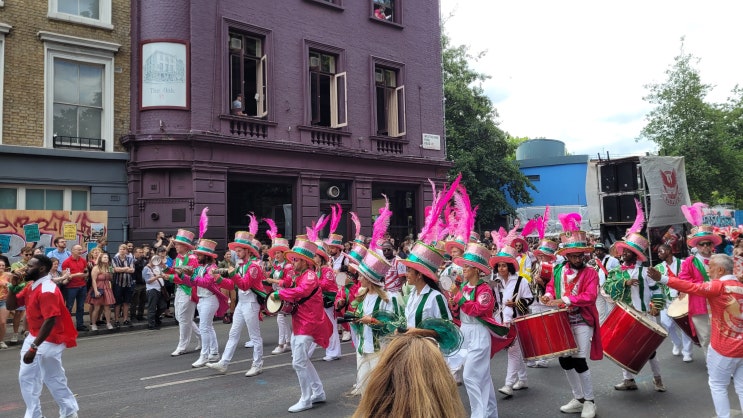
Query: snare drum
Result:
<box><xmin>266</xmin><ymin>296</ymin><xmax>297</xmax><ymax>316</ymax></box>
<box><xmin>667</xmin><ymin>297</ymin><xmax>701</xmax><ymax>346</ymax></box>
<box><xmin>539</xmin><ymin>262</ymin><xmax>554</xmax><ymax>281</ymax></box>
<box><xmin>601</xmin><ymin>302</ymin><xmax>668</xmax><ymax>374</ymax></box>
<box><xmin>513</xmin><ymin>309</ymin><xmax>578</xmax><ymax>360</ymax></box>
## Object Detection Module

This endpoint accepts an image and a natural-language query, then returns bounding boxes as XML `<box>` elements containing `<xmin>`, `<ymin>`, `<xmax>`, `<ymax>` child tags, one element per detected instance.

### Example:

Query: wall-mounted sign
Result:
<box><xmin>422</xmin><ymin>133</ymin><xmax>441</xmax><ymax>150</ymax></box>
<box><xmin>141</xmin><ymin>40</ymin><xmax>190</xmax><ymax>110</ymax></box>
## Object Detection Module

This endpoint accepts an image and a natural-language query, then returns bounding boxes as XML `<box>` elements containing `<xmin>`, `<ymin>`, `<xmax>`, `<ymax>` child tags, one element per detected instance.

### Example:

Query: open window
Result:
<box><xmin>375</xmin><ymin>66</ymin><xmax>405</xmax><ymax>137</ymax></box>
<box><xmin>309</xmin><ymin>50</ymin><xmax>347</xmax><ymax>128</ymax></box>
<box><xmin>229</xmin><ymin>32</ymin><xmax>267</xmax><ymax>117</ymax></box>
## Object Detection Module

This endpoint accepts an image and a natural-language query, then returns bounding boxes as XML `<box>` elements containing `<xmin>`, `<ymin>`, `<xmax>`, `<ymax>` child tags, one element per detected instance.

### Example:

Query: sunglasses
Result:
<box><xmin>698</xmin><ymin>242</ymin><xmax>713</xmax><ymax>247</ymax></box>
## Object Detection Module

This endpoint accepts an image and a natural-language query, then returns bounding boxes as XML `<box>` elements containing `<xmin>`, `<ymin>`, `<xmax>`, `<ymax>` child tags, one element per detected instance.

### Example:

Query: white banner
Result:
<box><xmin>515</xmin><ymin>205</ymin><xmax>596</xmax><ymax>237</ymax></box>
<box><xmin>639</xmin><ymin>156</ymin><xmax>691</xmax><ymax>227</ymax></box>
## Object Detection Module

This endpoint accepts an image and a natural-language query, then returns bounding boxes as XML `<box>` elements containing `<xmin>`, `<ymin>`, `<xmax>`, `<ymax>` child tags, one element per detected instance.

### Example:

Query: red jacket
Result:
<box><xmin>279</xmin><ymin>268</ymin><xmax>333</xmax><ymax>348</ymax></box>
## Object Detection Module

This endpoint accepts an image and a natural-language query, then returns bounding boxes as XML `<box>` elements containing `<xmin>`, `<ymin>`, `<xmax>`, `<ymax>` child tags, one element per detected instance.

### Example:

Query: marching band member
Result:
<box><xmin>525</xmin><ymin>208</ymin><xmax>555</xmax><ymax>368</ymax></box>
<box><xmin>206</xmin><ymin>230</ymin><xmax>265</xmax><ymax>377</ymax></box>
<box><xmin>264</xmin><ymin>224</ymin><xmax>294</xmax><ymax>355</ymax></box>
<box><xmin>451</xmin><ymin>242</ymin><xmax>500</xmax><ymax>418</ymax></box>
<box><xmin>593</xmin><ymin>243</ymin><xmax>620</xmax><ymax>324</ymax></box>
<box><xmin>314</xmin><ymin>241</ymin><xmax>342</xmax><ymax>361</ymax></box>
<box><xmin>163</xmin><ymin>229</ymin><xmax>201</xmax><ymax>357</ymax></box>
<box><xmin>270</xmin><ymin>236</ymin><xmax>333</xmax><ymax>413</ymax></box>
<box><xmin>491</xmin><ymin>244</ymin><xmax>532</xmax><ymax>398</ymax></box>
<box><xmin>325</xmin><ymin>205</ymin><xmax>350</xmax><ymax>342</ymax></box>
<box><xmin>381</xmin><ymin>241</ymin><xmax>407</xmax><ymax>294</ymax></box>
<box><xmin>541</xmin><ymin>214</ymin><xmax>601</xmax><ymax>418</ymax></box>
<box><xmin>511</xmin><ymin>229</ymin><xmax>534</xmax><ymax>284</ymax></box>
<box><xmin>655</xmin><ymin>244</ymin><xmax>693</xmax><ymax>362</ymax></box>
<box><xmin>188</xmin><ymin>238</ymin><xmax>231</xmax><ymax>368</ymax></box>
<box><xmin>604</xmin><ymin>202</ymin><xmax>667</xmax><ymax>392</ymax></box>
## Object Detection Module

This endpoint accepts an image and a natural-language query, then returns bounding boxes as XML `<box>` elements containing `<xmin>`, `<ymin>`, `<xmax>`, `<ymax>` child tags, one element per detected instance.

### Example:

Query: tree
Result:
<box><xmin>640</xmin><ymin>40</ymin><xmax>743</xmax><ymax>206</ymax></box>
<box><xmin>442</xmin><ymin>35</ymin><xmax>534</xmax><ymax>229</ymax></box>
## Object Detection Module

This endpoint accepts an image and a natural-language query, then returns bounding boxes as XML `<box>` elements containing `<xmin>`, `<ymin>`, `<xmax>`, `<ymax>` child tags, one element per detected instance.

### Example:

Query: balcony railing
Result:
<box><xmin>298</xmin><ymin>125</ymin><xmax>349</xmax><ymax>149</ymax></box>
<box><xmin>373</xmin><ymin>137</ymin><xmax>404</xmax><ymax>154</ymax></box>
<box><xmin>53</xmin><ymin>135</ymin><xmax>106</xmax><ymax>151</ymax></box>
<box><xmin>223</xmin><ymin>115</ymin><xmax>271</xmax><ymax>139</ymax></box>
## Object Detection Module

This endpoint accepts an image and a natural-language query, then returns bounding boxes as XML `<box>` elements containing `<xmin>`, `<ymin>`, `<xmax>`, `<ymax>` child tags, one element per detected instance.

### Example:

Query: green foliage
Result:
<box><xmin>442</xmin><ymin>35</ymin><xmax>533</xmax><ymax>228</ymax></box>
<box><xmin>639</xmin><ymin>40</ymin><xmax>743</xmax><ymax>207</ymax></box>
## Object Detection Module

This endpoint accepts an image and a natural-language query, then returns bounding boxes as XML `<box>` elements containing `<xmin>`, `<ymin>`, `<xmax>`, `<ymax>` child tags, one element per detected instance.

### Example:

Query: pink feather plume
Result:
<box><xmin>493</xmin><ymin>227</ymin><xmax>508</xmax><ymax>250</ymax></box>
<box><xmin>329</xmin><ymin>204</ymin><xmax>343</xmax><ymax>234</ymax></box>
<box><xmin>681</xmin><ymin>202</ymin><xmax>706</xmax><ymax>226</ymax></box>
<box><xmin>369</xmin><ymin>195</ymin><xmax>392</xmax><ymax>251</ymax></box>
<box><xmin>626</xmin><ymin>198</ymin><xmax>645</xmax><ymax>235</ymax></box>
<box><xmin>198</xmin><ymin>207</ymin><xmax>209</xmax><ymax>239</ymax></box>
<box><xmin>453</xmin><ymin>184</ymin><xmax>477</xmax><ymax>242</ymax></box>
<box><xmin>521</xmin><ymin>219</ymin><xmax>538</xmax><ymax>237</ymax></box>
<box><xmin>248</xmin><ymin>212</ymin><xmax>259</xmax><ymax>236</ymax></box>
<box><xmin>419</xmin><ymin>173</ymin><xmax>462</xmax><ymax>244</ymax></box>
<box><xmin>503</xmin><ymin>219</ymin><xmax>520</xmax><ymax>247</ymax></box>
<box><xmin>263</xmin><ymin>218</ymin><xmax>278</xmax><ymax>241</ymax></box>
<box><xmin>350</xmin><ymin>211</ymin><xmax>361</xmax><ymax>239</ymax></box>
<box><xmin>535</xmin><ymin>206</ymin><xmax>550</xmax><ymax>240</ymax></box>
<box><xmin>306</xmin><ymin>214</ymin><xmax>330</xmax><ymax>242</ymax></box>
<box><xmin>558</xmin><ymin>213</ymin><xmax>581</xmax><ymax>232</ymax></box>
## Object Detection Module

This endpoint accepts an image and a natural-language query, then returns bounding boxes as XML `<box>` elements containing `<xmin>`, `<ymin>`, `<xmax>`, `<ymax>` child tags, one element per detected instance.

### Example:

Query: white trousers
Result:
<box><xmin>222</xmin><ymin>300</ymin><xmax>263</xmax><ymax>367</ymax></box>
<box><xmin>19</xmin><ymin>336</ymin><xmax>79</xmax><ymax>418</ymax></box>
<box><xmin>357</xmin><ymin>351</ymin><xmax>381</xmax><ymax>395</ymax></box>
<box><xmin>277</xmin><ymin>313</ymin><xmax>292</xmax><ymax>346</ymax></box>
<box><xmin>291</xmin><ymin>335</ymin><xmax>325</xmax><ymax>405</ymax></box>
<box><xmin>196</xmin><ymin>295</ymin><xmax>219</xmax><ymax>357</ymax></box>
<box><xmin>692</xmin><ymin>314</ymin><xmax>711</xmax><ymax>355</ymax></box>
<box><xmin>562</xmin><ymin>324</ymin><xmax>595</xmax><ymax>401</ymax></box>
<box><xmin>707</xmin><ymin>346</ymin><xmax>743</xmax><ymax>418</ymax></box>
<box><xmin>505</xmin><ymin>336</ymin><xmax>527</xmax><ymax>386</ymax></box>
<box><xmin>323</xmin><ymin>307</ymin><xmax>342</xmax><ymax>358</ymax></box>
<box><xmin>660</xmin><ymin>309</ymin><xmax>693</xmax><ymax>357</ymax></box>
<box><xmin>462</xmin><ymin>323</ymin><xmax>498</xmax><ymax>418</ymax></box>
<box><xmin>174</xmin><ymin>287</ymin><xmax>200</xmax><ymax>352</ymax></box>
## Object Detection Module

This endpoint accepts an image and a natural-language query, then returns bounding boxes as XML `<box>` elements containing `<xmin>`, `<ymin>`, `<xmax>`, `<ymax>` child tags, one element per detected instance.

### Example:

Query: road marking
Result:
<box><xmin>143</xmin><ymin>352</ymin><xmax>354</xmax><ymax>389</ymax></box>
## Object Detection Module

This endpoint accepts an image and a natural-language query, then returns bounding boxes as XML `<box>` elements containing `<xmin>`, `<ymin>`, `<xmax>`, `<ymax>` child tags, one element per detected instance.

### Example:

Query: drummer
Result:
<box><xmin>264</xmin><ymin>233</ymin><xmax>294</xmax><ymax>355</ymax></box>
<box><xmin>313</xmin><ymin>240</ymin><xmax>342</xmax><ymax>362</ymax></box>
<box><xmin>603</xmin><ymin>232</ymin><xmax>667</xmax><ymax>392</ymax></box>
<box><xmin>593</xmin><ymin>242</ymin><xmax>620</xmax><ymax>324</ymax></box>
<box><xmin>541</xmin><ymin>223</ymin><xmax>602</xmax><ymax>418</ymax></box>
<box><xmin>527</xmin><ymin>238</ymin><xmax>559</xmax><ymax>368</ymax></box>
<box><xmin>655</xmin><ymin>244</ymin><xmax>694</xmax><ymax>363</ymax></box>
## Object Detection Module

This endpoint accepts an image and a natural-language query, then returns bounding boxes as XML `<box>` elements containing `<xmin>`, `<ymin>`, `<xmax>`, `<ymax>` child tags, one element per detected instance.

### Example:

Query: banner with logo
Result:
<box><xmin>639</xmin><ymin>156</ymin><xmax>691</xmax><ymax>227</ymax></box>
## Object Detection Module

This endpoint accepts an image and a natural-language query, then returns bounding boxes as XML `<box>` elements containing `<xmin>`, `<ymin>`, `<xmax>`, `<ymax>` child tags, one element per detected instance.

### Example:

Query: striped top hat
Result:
<box><xmin>228</xmin><ymin>231</ymin><xmax>260</xmax><ymax>258</ymax></box>
<box><xmin>325</xmin><ymin>233</ymin><xmax>344</xmax><ymax>250</ymax></box>
<box><xmin>268</xmin><ymin>237</ymin><xmax>291</xmax><ymax>258</ymax></box>
<box><xmin>556</xmin><ymin>230</ymin><xmax>593</xmax><ymax>255</ymax></box>
<box><xmin>400</xmin><ymin>241</ymin><xmax>445</xmax><ymax>282</ymax></box>
<box><xmin>285</xmin><ymin>235</ymin><xmax>318</xmax><ymax>266</ymax></box>
<box><xmin>444</xmin><ymin>236</ymin><xmax>466</xmax><ymax>256</ymax></box>
<box><xmin>356</xmin><ymin>250</ymin><xmax>391</xmax><ymax>287</ymax></box>
<box><xmin>453</xmin><ymin>242</ymin><xmax>492</xmax><ymax>276</ymax></box>
<box><xmin>174</xmin><ymin>229</ymin><xmax>195</xmax><ymax>249</ymax></box>
<box><xmin>687</xmin><ymin>225</ymin><xmax>722</xmax><ymax>248</ymax></box>
<box><xmin>615</xmin><ymin>232</ymin><xmax>649</xmax><ymax>262</ymax></box>
<box><xmin>489</xmin><ymin>245</ymin><xmax>519</xmax><ymax>270</ymax></box>
<box><xmin>347</xmin><ymin>240</ymin><xmax>368</xmax><ymax>265</ymax></box>
<box><xmin>193</xmin><ymin>239</ymin><xmax>218</xmax><ymax>258</ymax></box>
<box><xmin>314</xmin><ymin>240</ymin><xmax>330</xmax><ymax>263</ymax></box>
<box><xmin>533</xmin><ymin>239</ymin><xmax>559</xmax><ymax>261</ymax></box>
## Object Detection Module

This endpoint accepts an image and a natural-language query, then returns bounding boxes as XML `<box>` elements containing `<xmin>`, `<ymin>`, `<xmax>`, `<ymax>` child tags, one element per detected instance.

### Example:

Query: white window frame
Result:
<box><xmin>0</xmin><ymin>185</ymin><xmax>89</xmax><ymax>210</ymax></box>
<box><xmin>257</xmin><ymin>55</ymin><xmax>268</xmax><ymax>117</ymax></box>
<box><xmin>40</xmin><ymin>31</ymin><xmax>119</xmax><ymax>152</ymax></box>
<box><xmin>389</xmin><ymin>85</ymin><xmax>405</xmax><ymax>137</ymax></box>
<box><xmin>330</xmin><ymin>72</ymin><xmax>347</xmax><ymax>128</ymax></box>
<box><xmin>48</xmin><ymin>0</ymin><xmax>113</xmax><ymax>30</ymax></box>
<box><xmin>0</xmin><ymin>24</ymin><xmax>10</xmax><ymax>144</ymax></box>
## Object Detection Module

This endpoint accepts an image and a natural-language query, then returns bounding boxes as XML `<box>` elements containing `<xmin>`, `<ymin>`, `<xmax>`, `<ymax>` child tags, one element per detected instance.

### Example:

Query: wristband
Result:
<box><xmin>273</xmin><ymin>291</ymin><xmax>280</xmax><ymax>300</ymax></box>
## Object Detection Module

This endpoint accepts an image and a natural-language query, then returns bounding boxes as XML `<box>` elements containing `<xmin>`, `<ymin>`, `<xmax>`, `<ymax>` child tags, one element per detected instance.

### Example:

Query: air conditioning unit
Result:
<box><xmin>229</xmin><ymin>37</ymin><xmax>242</xmax><ymax>51</ymax></box>
<box><xmin>375</xmin><ymin>70</ymin><xmax>384</xmax><ymax>83</ymax></box>
<box><xmin>310</xmin><ymin>56</ymin><xmax>320</xmax><ymax>69</ymax></box>
<box><xmin>326</xmin><ymin>185</ymin><xmax>341</xmax><ymax>199</ymax></box>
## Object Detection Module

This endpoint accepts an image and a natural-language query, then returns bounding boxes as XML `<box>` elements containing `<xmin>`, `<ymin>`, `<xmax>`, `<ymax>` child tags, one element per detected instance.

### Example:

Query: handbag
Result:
<box><xmin>91</xmin><ymin>288</ymin><xmax>104</xmax><ymax>298</ymax></box>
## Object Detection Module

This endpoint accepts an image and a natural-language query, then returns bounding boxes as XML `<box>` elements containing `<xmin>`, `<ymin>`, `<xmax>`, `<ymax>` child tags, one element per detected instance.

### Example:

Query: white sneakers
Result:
<box><xmin>206</xmin><ymin>361</ymin><xmax>228</xmax><ymax>374</ymax></box>
<box><xmin>0</xmin><ymin>342</ymin><xmax>7</xmax><ymax>349</ymax></box>
<box><xmin>683</xmin><ymin>354</ymin><xmax>693</xmax><ymax>363</ymax></box>
<box><xmin>560</xmin><ymin>398</ymin><xmax>583</xmax><ymax>413</ymax></box>
<box><xmin>207</xmin><ymin>353</ymin><xmax>220</xmax><ymax>362</ymax></box>
<box><xmin>244</xmin><ymin>340</ymin><xmax>255</xmax><ymax>348</ymax></box>
<box><xmin>498</xmin><ymin>385</ymin><xmax>513</xmax><ymax>396</ymax></box>
<box><xmin>191</xmin><ymin>356</ymin><xmax>208</xmax><ymax>368</ymax></box>
<box><xmin>512</xmin><ymin>380</ymin><xmax>528</xmax><ymax>390</ymax></box>
<box><xmin>245</xmin><ymin>366</ymin><xmax>263</xmax><ymax>377</ymax></box>
<box><xmin>288</xmin><ymin>401</ymin><xmax>313</xmax><ymax>413</ymax></box>
<box><xmin>672</xmin><ymin>345</ymin><xmax>681</xmax><ymax>356</ymax></box>
<box><xmin>272</xmin><ymin>344</ymin><xmax>287</xmax><ymax>354</ymax></box>
<box><xmin>581</xmin><ymin>400</ymin><xmax>596</xmax><ymax>418</ymax></box>
<box><xmin>91</xmin><ymin>324</ymin><xmax>98</xmax><ymax>331</ymax></box>
<box><xmin>341</xmin><ymin>331</ymin><xmax>351</xmax><ymax>342</ymax></box>
<box><xmin>311</xmin><ymin>393</ymin><xmax>326</xmax><ymax>404</ymax></box>
<box><xmin>171</xmin><ymin>350</ymin><xmax>186</xmax><ymax>357</ymax></box>
<box><xmin>322</xmin><ymin>356</ymin><xmax>340</xmax><ymax>362</ymax></box>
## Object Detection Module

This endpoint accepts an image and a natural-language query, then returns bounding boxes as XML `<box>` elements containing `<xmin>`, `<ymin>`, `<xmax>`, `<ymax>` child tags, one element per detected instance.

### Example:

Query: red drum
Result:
<box><xmin>265</xmin><ymin>297</ymin><xmax>296</xmax><ymax>316</ymax></box>
<box><xmin>601</xmin><ymin>302</ymin><xmax>668</xmax><ymax>374</ymax></box>
<box><xmin>513</xmin><ymin>309</ymin><xmax>578</xmax><ymax>360</ymax></box>
<box><xmin>667</xmin><ymin>297</ymin><xmax>701</xmax><ymax>346</ymax></box>
<box><xmin>539</xmin><ymin>262</ymin><xmax>553</xmax><ymax>281</ymax></box>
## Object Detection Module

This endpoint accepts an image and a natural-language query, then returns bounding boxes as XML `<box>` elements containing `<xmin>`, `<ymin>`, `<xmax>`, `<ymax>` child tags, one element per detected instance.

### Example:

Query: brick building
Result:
<box><xmin>0</xmin><ymin>1</ymin><xmax>131</xmax><ymax>249</ymax></box>
<box><xmin>124</xmin><ymin>0</ymin><xmax>451</xmax><ymax>246</ymax></box>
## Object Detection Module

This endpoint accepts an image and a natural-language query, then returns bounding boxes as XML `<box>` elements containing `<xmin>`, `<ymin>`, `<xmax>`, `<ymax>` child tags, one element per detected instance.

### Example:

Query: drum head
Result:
<box><xmin>667</xmin><ymin>297</ymin><xmax>689</xmax><ymax>318</ymax></box>
<box><xmin>335</xmin><ymin>272</ymin><xmax>348</xmax><ymax>287</ymax></box>
<box><xmin>266</xmin><ymin>297</ymin><xmax>282</xmax><ymax>314</ymax></box>
<box><xmin>439</xmin><ymin>275</ymin><xmax>454</xmax><ymax>293</ymax></box>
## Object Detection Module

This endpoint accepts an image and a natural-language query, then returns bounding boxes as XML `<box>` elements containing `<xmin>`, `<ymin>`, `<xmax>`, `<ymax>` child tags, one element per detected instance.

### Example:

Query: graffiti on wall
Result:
<box><xmin>0</xmin><ymin>210</ymin><xmax>107</xmax><ymax>263</ymax></box>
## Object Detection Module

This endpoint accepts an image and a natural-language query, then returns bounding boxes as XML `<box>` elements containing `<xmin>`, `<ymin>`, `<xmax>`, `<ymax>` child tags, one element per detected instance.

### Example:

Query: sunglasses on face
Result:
<box><xmin>698</xmin><ymin>242</ymin><xmax>713</xmax><ymax>247</ymax></box>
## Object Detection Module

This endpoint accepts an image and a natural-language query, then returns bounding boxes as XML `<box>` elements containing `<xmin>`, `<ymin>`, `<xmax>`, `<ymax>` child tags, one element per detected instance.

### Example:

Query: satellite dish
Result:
<box><xmin>327</xmin><ymin>185</ymin><xmax>341</xmax><ymax>199</ymax></box>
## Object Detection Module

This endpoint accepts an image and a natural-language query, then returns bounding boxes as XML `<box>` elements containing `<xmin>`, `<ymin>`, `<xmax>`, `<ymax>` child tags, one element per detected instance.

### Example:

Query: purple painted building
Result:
<box><xmin>123</xmin><ymin>0</ymin><xmax>451</xmax><ymax>246</ymax></box>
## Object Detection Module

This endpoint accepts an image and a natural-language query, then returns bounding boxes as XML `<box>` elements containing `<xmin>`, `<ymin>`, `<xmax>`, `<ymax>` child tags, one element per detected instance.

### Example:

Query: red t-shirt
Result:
<box><xmin>15</xmin><ymin>275</ymin><xmax>78</xmax><ymax>348</ymax></box>
<box><xmin>61</xmin><ymin>256</ymin><xmax>87</xmax><ymax>288</ymax></box>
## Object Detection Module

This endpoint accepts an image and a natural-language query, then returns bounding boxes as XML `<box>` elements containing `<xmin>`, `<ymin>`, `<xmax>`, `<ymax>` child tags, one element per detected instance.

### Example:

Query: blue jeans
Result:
<box><xmin>65</xmin><ymin>286</ymin><xmax>87</xmax><ymax>328</ymax></box>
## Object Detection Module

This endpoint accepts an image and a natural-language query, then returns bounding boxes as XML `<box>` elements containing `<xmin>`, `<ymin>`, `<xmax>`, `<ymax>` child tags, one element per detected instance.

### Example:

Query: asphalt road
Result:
<box><xmin>0</xmin><ymin>318</ymin><xmax>740</xmax><ymax>418</ymax></box>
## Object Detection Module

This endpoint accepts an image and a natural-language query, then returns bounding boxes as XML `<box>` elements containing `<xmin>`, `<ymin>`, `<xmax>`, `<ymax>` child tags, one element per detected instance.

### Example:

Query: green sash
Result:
<box><xmin>414</xmin><ymin>290</ymin><xmax>449</xmax><ymax>327</ymax></box>
<box><xmin>692</xmin><ymin>257</ymin><xmax>710</xmax><ymax>282</ymax></box>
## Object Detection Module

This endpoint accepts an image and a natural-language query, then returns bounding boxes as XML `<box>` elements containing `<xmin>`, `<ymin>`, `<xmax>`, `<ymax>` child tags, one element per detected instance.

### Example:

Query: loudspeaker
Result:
<box><xmin>619</xmin><ymin>194</ymin><xmax>640</xmax><ymax>222</ymax></box>
<box><xmin>600</xmin><ymin>165</ymin><xmax>617</xmax><ymax>193</ymax></box>
<box><xmin>602</xmin><ymin>195</ymin><xmax>619</xmax><ymax>222</ymax></box>
<box><xmin>616</xmin><ymin>162</ymin><xmax>638</xmax><ymax>191</ymax></box>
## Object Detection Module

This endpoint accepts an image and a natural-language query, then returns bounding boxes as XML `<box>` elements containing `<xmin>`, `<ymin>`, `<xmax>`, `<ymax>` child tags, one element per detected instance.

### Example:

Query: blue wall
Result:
<box><xmin>510</xmin><ymin>160</ymin><xmax>588</xmax><ymax>208</ymax></box>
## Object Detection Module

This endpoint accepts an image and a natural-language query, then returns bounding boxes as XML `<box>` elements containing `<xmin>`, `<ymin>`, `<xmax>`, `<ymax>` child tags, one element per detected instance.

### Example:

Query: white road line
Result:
<box><xmin>143</xmin><ymin>352</ymin><xmax>354</xmax><ymax>389</ymax></box>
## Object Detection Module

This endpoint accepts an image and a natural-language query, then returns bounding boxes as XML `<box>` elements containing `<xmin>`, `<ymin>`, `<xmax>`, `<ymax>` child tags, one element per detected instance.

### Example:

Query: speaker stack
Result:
<box><xmin>599</xmin><ymin>158</ymin><xmax>644</xmax><ymax>225</ymax></box>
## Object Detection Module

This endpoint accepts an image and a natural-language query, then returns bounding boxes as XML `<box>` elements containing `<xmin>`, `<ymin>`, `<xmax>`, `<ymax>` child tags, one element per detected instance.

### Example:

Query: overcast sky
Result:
<box><xmin>440</xmin><ymin>0</ymin><xmax>743</xmax><ymax>158</ymax></box>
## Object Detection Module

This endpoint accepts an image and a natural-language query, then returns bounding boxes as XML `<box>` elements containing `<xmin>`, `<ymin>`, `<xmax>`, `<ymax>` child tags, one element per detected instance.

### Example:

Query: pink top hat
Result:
<box><xmin>347</xmin><ymin>241</ymin><xmax>368</xmax><ymax>265</ymax></box>
<box><xmin>533</xmin><ymin>239</ymin><xmax>558</xmax><ymax>261</ymax></box>
<box><xmin>444</xmin><ymin>236</ymin><xmax>466</xmax><ymax>255</ymax></box>
<box><xmin>173</xmin><ymin>229</ymin><xmax>195</xmax><ymax>249</ymax></box>
<box><xmin>268</xmin><ymin>237</ymin><xmax>291</xmax><ymax>258</ymax></box>
<box><xmin>687</xmin><ymin>225</ymin><xmax>723</xmax><ymax>248</ymax></box>
<box><xmin>228</xmin><ymin>231</ymin><xmax>260</xmax><ymax>258</ymax></box>
<box><xmin>193</xmin><ymin>239</ymin><xmax>218</xmax><ymax>258</ymax></box>
<box><xmin>615</xmin><ymin>232</ymin><xmax>649</xmax><ymax>262</ymax></box>
<box><xmin>324</xmin><ymin>233</ymin><xmax>344</xmax><ymax>250</ymax></box>
<box><xmin>285</xmin><ymin>235</ymin><xmax>318</xmax><ymax>266</ymax></box>
<box><xmin>489</xmin><ymin>245</ymin><xmax>519</xmax><ymax>270</ymax></box>
<box><xmin>356</xmin><ymin>250</ymin><xmax>392</xmax><ymax>287</ymax></box>
<box><xmin>556</xmin><ymin>230</ymin><xmax>593</xmax><ymax>256</ymax></box>
<box><xmin>314</xmin><ymin>240</ymin><xmax>330</xmax><ymax>263</ymax></box>
<box><xmin>399</xmin><ymin>241</ymin><xmax>445</xmax><ymax>282</ymax></box>
<box><xmin>453</xmin><ymin>242</ymin><xmax>492</xmax><ymax>276</ymax></box>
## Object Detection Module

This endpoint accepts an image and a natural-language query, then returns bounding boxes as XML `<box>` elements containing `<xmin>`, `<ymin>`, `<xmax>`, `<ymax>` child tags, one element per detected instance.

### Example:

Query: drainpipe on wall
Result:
<box><xmin>122</xmin><ymin>220</ymin><xmax>129</xmax><ymax>244</ymax></box>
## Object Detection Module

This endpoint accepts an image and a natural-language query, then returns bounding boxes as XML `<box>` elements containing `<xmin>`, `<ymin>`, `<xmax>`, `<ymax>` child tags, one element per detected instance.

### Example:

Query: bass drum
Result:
<box><xmin>513</xmin><ymin>308</ymin><xmax>578</xmax><ymax>360</ymax></box>
<box><xmin>601</xmin><ymin>302</ymin><xmax>668</xmax><ymax>374</ymax></box>
<box><xmin>265</xmin><ymin>296</ymin><xmax>296</xmax><ymax>316</ymax></box>
<box><xmin>667</xmin><ymin>297</ymin><xmax>701</xmax><ymax>346</ymax></box>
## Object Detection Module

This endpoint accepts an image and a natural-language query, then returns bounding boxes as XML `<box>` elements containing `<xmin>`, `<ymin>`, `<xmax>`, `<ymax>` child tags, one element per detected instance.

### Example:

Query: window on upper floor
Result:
<box><xmin>229</xmin><ymin>32</ymin><xmax>267</xmax><ymax>118</ymax></box>
<box><xmin>0</xmin><ymin>186</ymin><xmax>89</xmax><ymax>210</ymax></box>
<box><xmin>374</xmin><ymin>66</ymin><xmax>405</xmax><ymax>137</ymax></box>
<box><xmin>48</xmin><ymin>0</ymin><xmax>112</xmax><ymax>29</ymax></box>
<box><xmin>309</xmin><ymin>50</ymin><xmax>346</xmax><ymax>128</ymax></box>
<box><xmin>372</xmin><ymin>0</ymin><xmax>400</xmax><ymax>24</ymax></box>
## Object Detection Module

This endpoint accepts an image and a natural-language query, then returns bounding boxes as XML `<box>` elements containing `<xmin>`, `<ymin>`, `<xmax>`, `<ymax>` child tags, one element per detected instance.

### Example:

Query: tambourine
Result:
<box><xmin>150</xmin><ymin>255</ymin><xmax>162</xmax><ymax>266</ymax></box>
